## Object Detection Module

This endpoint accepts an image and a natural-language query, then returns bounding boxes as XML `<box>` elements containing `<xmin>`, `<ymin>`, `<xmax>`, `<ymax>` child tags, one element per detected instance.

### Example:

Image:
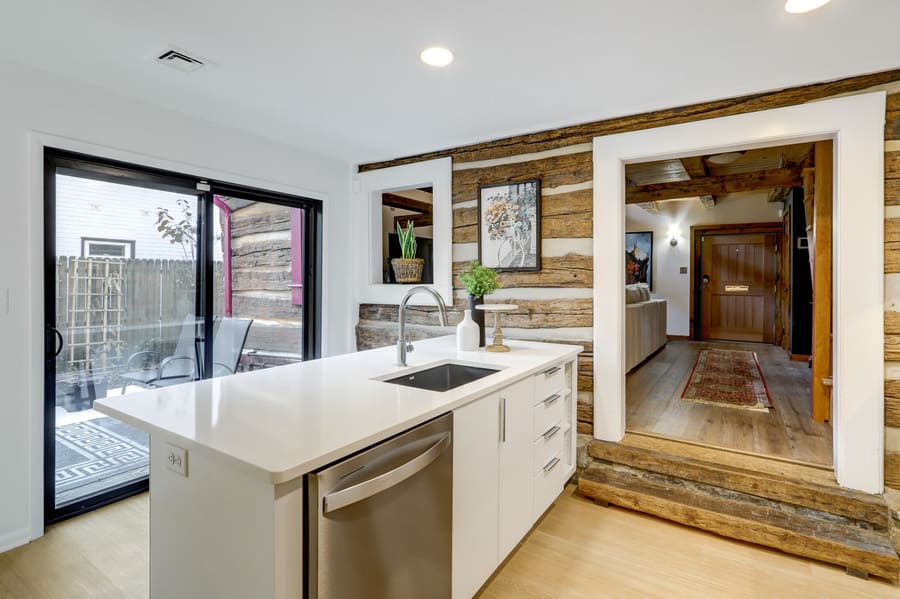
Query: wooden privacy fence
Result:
<box><xmin>55</xmin><ymin>256</ymin><xmax>222</xmax><ymax>378</ymax></box>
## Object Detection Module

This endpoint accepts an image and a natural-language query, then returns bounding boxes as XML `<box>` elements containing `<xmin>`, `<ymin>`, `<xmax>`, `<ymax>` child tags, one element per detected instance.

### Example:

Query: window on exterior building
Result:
<box><xmin>81</xmin><ymin>238</ymin><xmax>135</xmax><ymax>259</ymax></box>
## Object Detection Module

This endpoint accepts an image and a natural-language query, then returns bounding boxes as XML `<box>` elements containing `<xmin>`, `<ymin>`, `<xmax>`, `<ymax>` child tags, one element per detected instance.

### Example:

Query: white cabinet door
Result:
<box><xmin>452</xmin><ymin>393</ymin><xmax>500</xmax><ymax>599</ymax></box>
<box><xmin>497</xmin><ymin>377</ymin><xmax>535</xmax><ymax>560</ymax></box>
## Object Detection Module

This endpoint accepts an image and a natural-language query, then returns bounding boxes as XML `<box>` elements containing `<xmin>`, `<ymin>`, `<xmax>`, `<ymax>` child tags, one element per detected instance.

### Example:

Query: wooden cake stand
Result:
<box><xmin>476</xmin><ymin>304</ymin><xmax>518</xmax><ymax>352</ymax></box>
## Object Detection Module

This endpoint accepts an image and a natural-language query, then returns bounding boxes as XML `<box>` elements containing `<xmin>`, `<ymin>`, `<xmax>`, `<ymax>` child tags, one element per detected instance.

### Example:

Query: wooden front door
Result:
<box><xmin>700</xmin><ymin>233</ymin><xmax>777</xmax><ymax>343</ymax></box>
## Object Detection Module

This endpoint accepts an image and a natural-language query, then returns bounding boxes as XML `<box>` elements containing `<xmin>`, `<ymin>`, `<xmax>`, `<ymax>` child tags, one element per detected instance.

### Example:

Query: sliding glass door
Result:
<box><xmin>44</xmin><ymin>150</ymin><xmax>321</xmax><ymax>523</ymax></box>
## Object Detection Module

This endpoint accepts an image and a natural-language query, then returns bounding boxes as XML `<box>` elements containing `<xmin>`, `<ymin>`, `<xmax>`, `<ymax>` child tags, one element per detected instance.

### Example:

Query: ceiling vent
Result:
<box><xmin>155</xmin><ymin>49</ymin><xmax>205</xmax><ymax>73</ymax></box>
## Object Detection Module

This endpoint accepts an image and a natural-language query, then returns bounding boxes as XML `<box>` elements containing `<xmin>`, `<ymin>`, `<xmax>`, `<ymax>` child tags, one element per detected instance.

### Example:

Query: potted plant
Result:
<box><xmin>391</xmin><ymin>220</ymin><xmax>425</xmax><ymax>283</ymax></box>
<box><xmin>459</xmin><ymin>261</ymin><xmax>502</xmax><ymax>347</ymax></box>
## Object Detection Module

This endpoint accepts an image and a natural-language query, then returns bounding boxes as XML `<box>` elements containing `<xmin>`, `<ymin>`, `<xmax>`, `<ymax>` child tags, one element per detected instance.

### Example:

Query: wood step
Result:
<box><xmin>579</xmin><ymin>462</ymin><xmax>900</xmax><ymax>581</ymax></box>
<box><xmin>589</xmin><ymin>438</ymin><xmax>889</xmax><ymax>529</ymax></box>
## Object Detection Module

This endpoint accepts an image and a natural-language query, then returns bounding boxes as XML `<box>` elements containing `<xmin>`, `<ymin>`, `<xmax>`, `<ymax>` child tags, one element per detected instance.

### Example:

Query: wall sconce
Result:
<box><xmin>668</xmin><ymin>224</ymin><xmax>681</xmax><ymax>246</ymax></box>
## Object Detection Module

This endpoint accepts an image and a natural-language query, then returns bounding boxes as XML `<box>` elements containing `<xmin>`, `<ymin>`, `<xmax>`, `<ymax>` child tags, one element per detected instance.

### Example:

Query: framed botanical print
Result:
<box><xmin>625</xmin><ymin>231</ymin><xmax>653</xmax><ymax>289</ymax></box>
<box><xmin>477</xmin><ymin>179</ymin><xmax>541</xmax><ymax>271</ymax></box>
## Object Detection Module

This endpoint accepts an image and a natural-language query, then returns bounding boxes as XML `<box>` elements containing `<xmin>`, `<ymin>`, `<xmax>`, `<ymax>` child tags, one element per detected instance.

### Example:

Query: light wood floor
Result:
<box><xmin>481</xmin><ymin>486</ymin><xmax>898</xmax><ymax>598</ymax></box>
<box><xmin>3</xmin><ymin>487</ymin><xmax>896</xmax><ymax>598</ymax></box>
<box><xmin>626</xmin><ymin>340</ymin><xmax>833</xmax><ymax>466</ymax></box>
<box><xmin>0</xmin><ymin>495</ymin><xmax>148</xmax><ymax>599</ymax></box>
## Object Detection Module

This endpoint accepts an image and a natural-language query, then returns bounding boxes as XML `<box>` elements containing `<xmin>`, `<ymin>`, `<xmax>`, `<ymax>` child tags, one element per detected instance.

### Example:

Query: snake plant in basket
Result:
<box><xmin>391</xmin><ymin>220</ymin><xmax>424</xmax><ymax>283</ymax></box>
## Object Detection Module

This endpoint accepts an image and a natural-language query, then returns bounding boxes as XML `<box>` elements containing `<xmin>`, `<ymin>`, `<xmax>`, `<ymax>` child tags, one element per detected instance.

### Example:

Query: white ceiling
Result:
<box><xmin>2</xmin><ymin>1</ymin><xmax>900</xmax><ymax>164</ymax></box>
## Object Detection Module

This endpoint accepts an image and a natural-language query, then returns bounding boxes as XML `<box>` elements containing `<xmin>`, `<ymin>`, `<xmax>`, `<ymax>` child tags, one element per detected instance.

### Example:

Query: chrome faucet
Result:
<box><xmin>397</xmin><ymin>286</ymin><xmax>449</xmax><ymax>366</ymax></box>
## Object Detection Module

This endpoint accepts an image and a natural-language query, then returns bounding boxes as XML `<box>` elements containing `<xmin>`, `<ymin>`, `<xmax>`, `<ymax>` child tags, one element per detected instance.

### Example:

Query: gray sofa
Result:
<box><xmin>625</xmin><ymin>284</ymin><xmax>667</xmax><ymax>372</ymax></box>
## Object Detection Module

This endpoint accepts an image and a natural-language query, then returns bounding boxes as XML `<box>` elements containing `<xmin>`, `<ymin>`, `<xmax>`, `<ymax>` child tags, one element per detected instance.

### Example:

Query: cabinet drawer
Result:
<box><xmin>534</xmin><ymin>364</ymin><xmax>565</xmax><ymax>405</ymax></box>
<box><xmin>533</xmin><ymin>451</ymin><xmax>567</xmax><ymax>518</ymax></box>
<box><xmin>532</xmin><ymin>391</ymin><xmax>565</xmax><ymax>439</ymax></box>
<box><xmin>532</xmin><ymin>421</ymin><xmax>565</xmax><ymax>474</ymax></box>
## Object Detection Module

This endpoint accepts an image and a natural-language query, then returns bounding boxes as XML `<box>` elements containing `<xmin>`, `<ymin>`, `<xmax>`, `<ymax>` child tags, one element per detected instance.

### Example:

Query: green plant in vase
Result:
<box><xmin>391</xmin><ymin>220</ymin><xmax>425</xmax><ymax>283</ymax></box>
<box><xmin>459</xmin><ymin>261</ymin><xmax>501</xmax><ymax>347</ymax></box>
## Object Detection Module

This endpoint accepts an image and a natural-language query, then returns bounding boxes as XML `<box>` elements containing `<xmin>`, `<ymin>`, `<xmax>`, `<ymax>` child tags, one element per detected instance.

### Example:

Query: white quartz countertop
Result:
<box><xmin>94</xmin><ymin>336</ymin><xmax>582</xmax><ymax>484</ymax></box>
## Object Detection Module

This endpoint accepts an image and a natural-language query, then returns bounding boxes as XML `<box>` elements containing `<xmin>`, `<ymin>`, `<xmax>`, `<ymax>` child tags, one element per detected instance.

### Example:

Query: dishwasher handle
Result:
<box><xmin>322</xmin><ymin>432</ymin><xmax>451</xmax><ymax>515</ymax></box>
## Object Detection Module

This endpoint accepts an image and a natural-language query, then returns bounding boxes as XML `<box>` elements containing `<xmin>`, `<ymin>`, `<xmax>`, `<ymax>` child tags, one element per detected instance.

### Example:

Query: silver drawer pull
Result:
<box><xmin>544</xmin><ymin>366</ymin><xmax>561</xmax><ymax>377</ymax></box>
<box><xmin>543</xmin><ymin>457</ymin><xmax>560</xmax><ymax>473</ymax></box>
<box><xmin>542</xmin><ymin>425</ymin><xmax>560</xmax><ymax>440</ymax></box>
<box><xmin>543</xmin><ymin>393</ymin><xmax>560</xmax><ymax>406</ymax></box>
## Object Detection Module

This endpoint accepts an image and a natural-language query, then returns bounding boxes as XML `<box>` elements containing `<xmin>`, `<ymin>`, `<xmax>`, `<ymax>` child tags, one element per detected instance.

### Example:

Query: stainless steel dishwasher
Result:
<box><xmin>306</xmin><ymin>413</ymin><xmax>452</xmax><ymax>599</ymax></box>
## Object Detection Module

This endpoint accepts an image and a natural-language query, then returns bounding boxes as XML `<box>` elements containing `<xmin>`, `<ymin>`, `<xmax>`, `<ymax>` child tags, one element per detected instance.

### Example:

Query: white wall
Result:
<box><xmin>0</xmin><ymin>58</ymin><xmax>353</xmax><ymax>552</ymax></box>
<box><xmin>625</xmin><ymin>192</ymin><xmax>782</xmax><ymax>336</ymax></box>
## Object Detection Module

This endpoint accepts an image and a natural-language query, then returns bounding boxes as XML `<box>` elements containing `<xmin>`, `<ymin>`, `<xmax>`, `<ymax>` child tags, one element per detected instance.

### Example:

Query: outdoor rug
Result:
<box><xmin>55</xmin><ymin>416</ymin><xmax>149</xmax><ymax>506</ymax></box>
<box><xmin>680</xmin><ymin>349</ymin><xmax>773</xmax><ymax>412</ymax></box>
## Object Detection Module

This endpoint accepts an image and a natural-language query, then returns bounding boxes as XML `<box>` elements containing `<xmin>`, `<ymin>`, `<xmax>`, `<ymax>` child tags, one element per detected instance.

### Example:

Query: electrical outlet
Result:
<box><xmin>165</xmin><ymin>443</ymin><xmax>188</xmax><ymax>477</ymax></box>
<box><xmin>680</xmin><ymin>266</ymin><xmax>688</xmax><ymax>274</ymax></box>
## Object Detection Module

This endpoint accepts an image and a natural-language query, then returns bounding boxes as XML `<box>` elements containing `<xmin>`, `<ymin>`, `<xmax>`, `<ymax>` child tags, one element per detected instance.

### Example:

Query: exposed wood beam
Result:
<box><xmin>768</xmin><ymin>187</ymin><xmax>792</xmax><ymax>203</ymax></box>
<box><xmin>393</xmin><ymin>214</ymin><xmax>433</xmax><ymax>228</ymax></box>
<box><xmin>417</xmin><ymin>186</ymin><xmax>433</xmax><ymax>194</ymax></box>
<box><xmin>626</xmin><ymin>167</ymin><xmax>803</xmax><ymax>204</ymax></box>
<box><xmin>381</xmin><ymin>192</ymin><xmax>432</xmax><ymax>214</ymax></box>
<box><xmin>681</xmin><ymin>157</ymin><xmax>708</xmax><ymax>179</ymax></box>
<box><xmin>811</xmin><ymin>140</ymin><xmax>833</xmax><ymax>423</ymax></box>
<box><xmin>359</xmin><ymin>68</ymin><xmax>900</xmax><ymax>172</ymax></box>
<box><xmin>699</xmin><ymin>195</ymin><xmax>717</xmax><ymax>208</ymax></box>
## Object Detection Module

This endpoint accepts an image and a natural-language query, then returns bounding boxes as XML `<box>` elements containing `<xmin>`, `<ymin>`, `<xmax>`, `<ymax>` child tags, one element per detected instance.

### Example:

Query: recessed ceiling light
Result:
<box><xmin>784</xmin><ymin>0</ymin><xmax>831</xmax><ymax>14</ymax></box>
<box><xmin>420</xmin><ymin>47</ymin><xmax>453</xmax><ymax>67</ymax></box>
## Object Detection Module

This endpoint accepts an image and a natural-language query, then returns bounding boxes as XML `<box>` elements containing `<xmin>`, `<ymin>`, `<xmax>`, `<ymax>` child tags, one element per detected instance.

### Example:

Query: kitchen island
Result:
<box><xmin>95</xmin><ymin>335</ymin><xmax>582</xmax><ymax>599</ymax></box>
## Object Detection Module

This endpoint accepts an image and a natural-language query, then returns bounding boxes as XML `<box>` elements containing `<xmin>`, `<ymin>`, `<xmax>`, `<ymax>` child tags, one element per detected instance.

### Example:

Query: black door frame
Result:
<box><xmin>44</xmin><ymin>148</ymin><xmax>322</xmax><ymax>524</ymax></box>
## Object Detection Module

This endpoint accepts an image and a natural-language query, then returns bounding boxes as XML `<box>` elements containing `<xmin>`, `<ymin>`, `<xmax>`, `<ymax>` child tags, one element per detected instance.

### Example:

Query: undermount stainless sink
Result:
<box><xmin>382</xmin><ymin>362</ymin><xmax>501</xmax><ymax>392</ymax></box>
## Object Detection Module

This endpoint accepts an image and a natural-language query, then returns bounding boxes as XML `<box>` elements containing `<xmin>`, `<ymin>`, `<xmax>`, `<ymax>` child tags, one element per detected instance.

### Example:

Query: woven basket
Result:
<box><xmin>391</xmin><ymin>258</ymin><xmax>425</xmax><ymax>283</ymax></box>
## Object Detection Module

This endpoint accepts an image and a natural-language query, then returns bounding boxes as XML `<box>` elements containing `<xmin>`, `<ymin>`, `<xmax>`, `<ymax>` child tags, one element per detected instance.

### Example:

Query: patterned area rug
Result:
<box><xmin>681</xmin><ymin>349</ymin><xmax>773</xmax><ymax>412</ymax></box>
<box><xmin>55</xmin><ymin>417</ymin><xmax>149</xmax><ymax>507</ymax></box>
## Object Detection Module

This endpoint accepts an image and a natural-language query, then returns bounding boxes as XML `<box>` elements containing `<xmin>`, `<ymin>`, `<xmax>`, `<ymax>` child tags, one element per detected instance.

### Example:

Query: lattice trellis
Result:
<box><xmin>59</xmin><ymin>257</ymin><xmax>126</xmax><ymax>376</ymax></box>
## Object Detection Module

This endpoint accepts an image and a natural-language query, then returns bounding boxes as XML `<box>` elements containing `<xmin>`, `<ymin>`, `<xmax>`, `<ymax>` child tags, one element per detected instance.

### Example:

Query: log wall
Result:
<box><xmin>356</xmin><ymin>70</ymin><xmax>900</xmax><ymax>487</ymax></box>
<box><xmin>885</xmin><ymin>91</ymin><xmax>900</xmax><ymax>490</ymax></box>
<box><xmin>223</xmin><ymin>199</ymin><xmax>304</xmax><ymax>364</ymax></box>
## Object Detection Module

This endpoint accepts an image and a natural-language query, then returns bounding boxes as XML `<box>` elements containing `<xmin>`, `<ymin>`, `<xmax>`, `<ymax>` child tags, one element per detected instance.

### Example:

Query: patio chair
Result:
<box><xmin>120</xmin><ymin>315</ymin><xmax>199</xmax><ymax>391</ymax></box>
<box><xmin>210</xmin><ymin>318</ymin><xmax>253</xmax><ymax>378</ymax></box>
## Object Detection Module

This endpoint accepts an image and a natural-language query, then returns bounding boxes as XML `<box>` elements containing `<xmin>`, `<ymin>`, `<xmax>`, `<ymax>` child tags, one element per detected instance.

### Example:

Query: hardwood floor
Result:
<box><xmin>3</xmin><ymin>486</ymin><xmax>896</xmax><ymax>598</ymax></box>
<box><xmin>0</xmin><ymin>495</ymin><xmax>148</xmax><ymax>599</ymax></box>
<box><xmin>626</xmin><ymin>340</ymin><xmax>833</xmax><ymax>466</ymax></box>
<box><xmin>480</xmin><ymin>486</ymin><xmax>899</xmax><ymax>598</ymax></box>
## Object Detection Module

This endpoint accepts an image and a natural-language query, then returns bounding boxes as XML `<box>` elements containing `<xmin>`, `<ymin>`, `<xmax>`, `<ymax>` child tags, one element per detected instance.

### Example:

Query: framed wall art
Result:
<box><xmin>477</xmin><ymin>179</ymin><xmax>541</xmax><ymax>272</ymax></box>
<box><xmin>625</xmin><ymin>231</ymin><xmax>653</xmax><ymax>289</ymax></box>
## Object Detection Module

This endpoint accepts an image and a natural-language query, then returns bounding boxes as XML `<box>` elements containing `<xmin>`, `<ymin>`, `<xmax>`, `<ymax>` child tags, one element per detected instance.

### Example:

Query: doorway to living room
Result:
<box><xmin>621</xmin><ymin>140</ymin><xmax>833</xmax><ymax>467</ymax></box>
<box><xmin>593</xmin><ymin>92</ymin><xmax>886</xmax><ymax>494</ymax></box>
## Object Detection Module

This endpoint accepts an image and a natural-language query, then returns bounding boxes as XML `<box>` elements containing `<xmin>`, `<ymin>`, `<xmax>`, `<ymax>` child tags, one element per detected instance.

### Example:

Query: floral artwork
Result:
<box><xmin>625</xmin><ymin>231</ymin><xmax>653</xmax><ymax>289</ymax></box>
<box><xmin>478</xmin><ymin>179</ymin><xmax>541</xmax><ymax>271</ymax></box>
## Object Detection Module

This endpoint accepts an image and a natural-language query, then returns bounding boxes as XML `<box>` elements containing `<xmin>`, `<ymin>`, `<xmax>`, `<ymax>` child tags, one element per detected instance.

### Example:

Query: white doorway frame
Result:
<box><xmin>592</xmin><ymin>92</ymin><xmax>886</xmax><ymax>493</ymax></box>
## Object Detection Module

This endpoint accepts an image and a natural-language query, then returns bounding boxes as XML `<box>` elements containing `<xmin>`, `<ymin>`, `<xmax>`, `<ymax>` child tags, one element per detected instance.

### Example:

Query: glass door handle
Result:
<box><xmin>48</xmin><ymin>326</ymin><xmax>63</xmax><ymax>358</ymax></box>
<box><xmin>322</xmin><ymin>433</ymin><xmax>451</xmax><ymax>515</ymax></box>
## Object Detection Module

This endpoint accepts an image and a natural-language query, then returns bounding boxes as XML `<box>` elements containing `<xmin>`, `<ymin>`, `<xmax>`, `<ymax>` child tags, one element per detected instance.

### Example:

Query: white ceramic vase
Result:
<box><xmin>456</xmin><ymin>309</ymin><xmax>480</xmax><ymax>351</ymax></box>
